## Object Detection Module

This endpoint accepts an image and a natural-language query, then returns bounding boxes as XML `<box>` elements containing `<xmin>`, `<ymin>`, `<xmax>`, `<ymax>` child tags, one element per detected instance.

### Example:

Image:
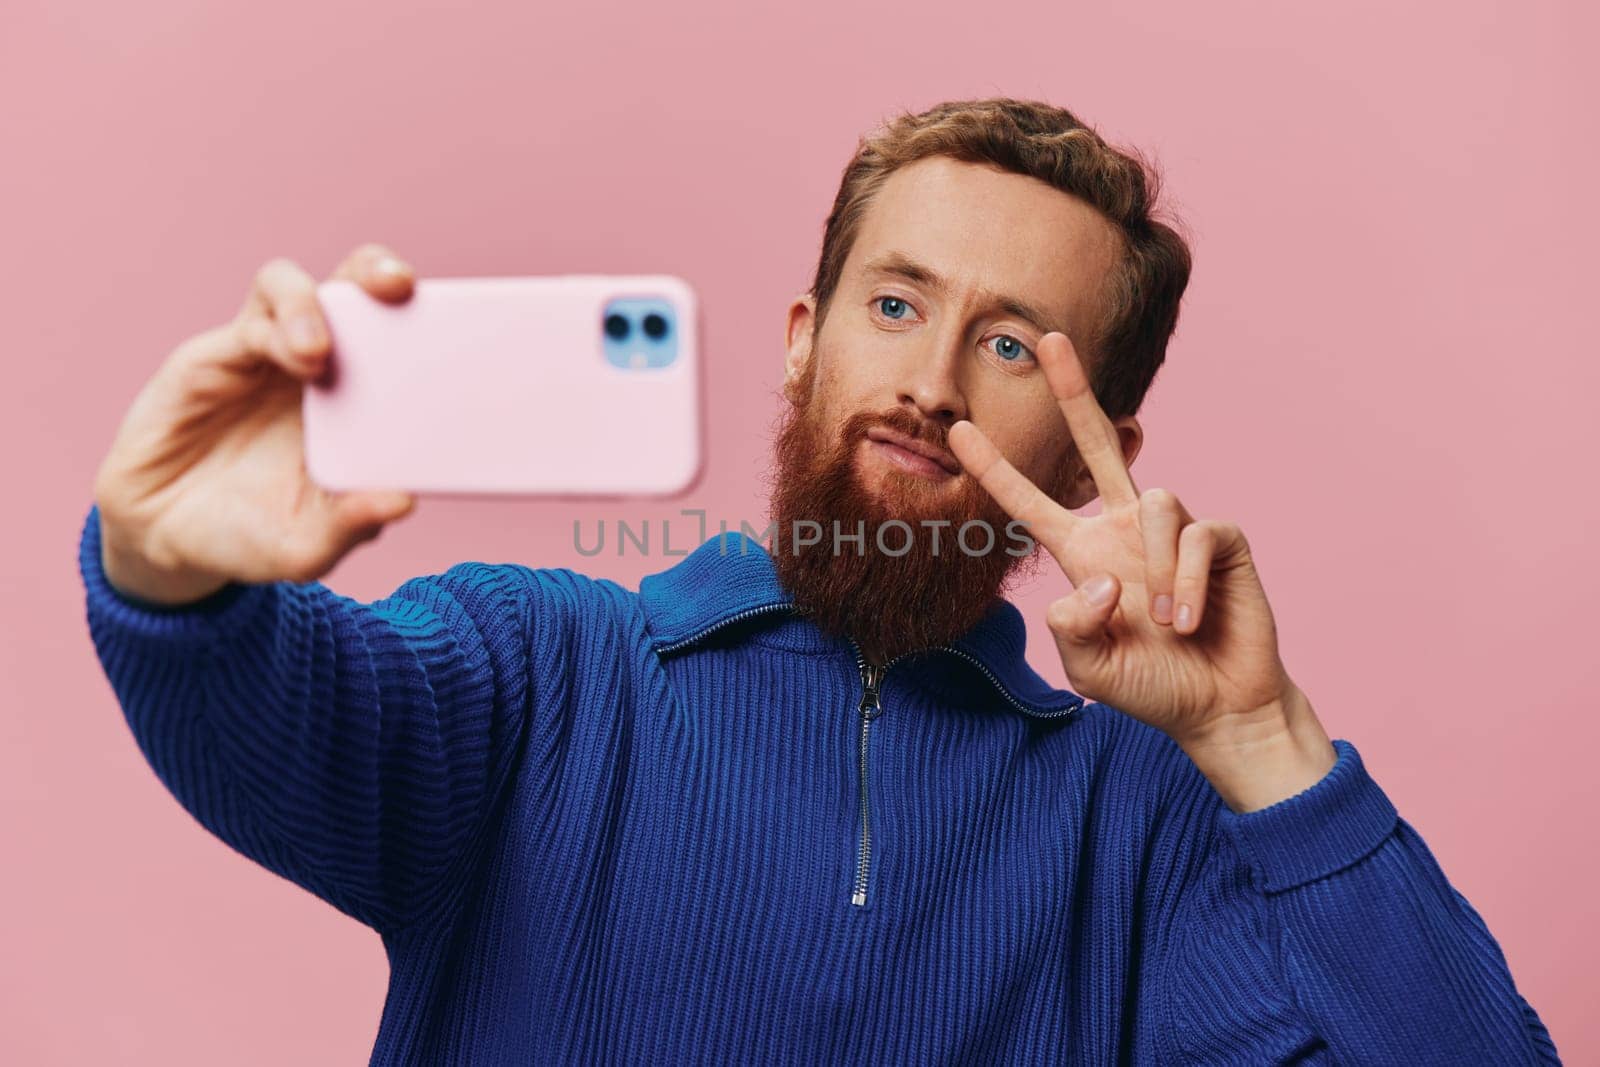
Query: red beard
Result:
<box><xmin>766</xmin><ymin>360</ymin><xmax>1068</xmax><ymax>664</ymax></box>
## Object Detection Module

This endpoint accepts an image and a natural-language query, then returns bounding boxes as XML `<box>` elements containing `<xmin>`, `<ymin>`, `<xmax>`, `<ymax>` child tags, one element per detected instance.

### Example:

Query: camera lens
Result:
<box><xmin>604</xmin><ymin>313</ymin><xmax>631</xmax><ymax>340</ymax></box>
<box><xmin>642</xmin><ymin>312</ymin><xmax>669</xmax><ymax>340</ymax></box>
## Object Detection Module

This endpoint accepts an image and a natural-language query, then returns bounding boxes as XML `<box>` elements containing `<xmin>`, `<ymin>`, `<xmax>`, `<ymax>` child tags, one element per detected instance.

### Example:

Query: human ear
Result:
<box><xmin>783</xmin><ymin>294</ymin><xmax>817</xmax><ymax>403</ymax></box>
<box><xmin>1059</xmin><ymin>416</ymin><xmax>1144</xmax><ymax>508</ymax></box>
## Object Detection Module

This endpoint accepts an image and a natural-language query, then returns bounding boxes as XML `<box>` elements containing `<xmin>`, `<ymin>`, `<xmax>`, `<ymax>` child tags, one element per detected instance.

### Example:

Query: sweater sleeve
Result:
<box><xmin>1156</xmin><ymin>739</ymin><xmax>1562</xmax><ymax>1065</ymax></box>
<box><xmin>75</xmin><ymin>502</ymin><xmax>541</xmax><ymax>937</ymax></box>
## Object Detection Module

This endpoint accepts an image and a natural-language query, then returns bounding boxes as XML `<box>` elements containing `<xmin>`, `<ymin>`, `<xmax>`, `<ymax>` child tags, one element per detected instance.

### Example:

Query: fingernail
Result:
<box><xmin>373</xmin><ymin>256</ymin><xmax>407</xmax><ymax>279</ymax></box>
<box><xmin>1082</xmin><ymin>574</ymin><xmax>1116</xmax><ymax>606</ymax></box>
<box><xmin>1175</xmin><ymin>603</ymin><xmax>1193</xmax><ymax>629</ymax></box>
<box><xmin>1152</xmin><ymin>593</ymin><xmax>1173</xmax><ymax>623</ymax></box>
<box><xmin>287</xmin><ymin>317</ymin><xmax>322</xmax><ymax>352</ymax></box>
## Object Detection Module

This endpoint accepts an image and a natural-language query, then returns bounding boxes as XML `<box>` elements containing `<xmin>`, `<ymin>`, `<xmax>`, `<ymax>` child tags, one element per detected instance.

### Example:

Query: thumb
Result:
<box><xmin>277</xmin><ymin>490</ymin><xmax>417</xmax><ymax>583</ymax></box>
<box><xmin>1046</xmin><ymin>573</ymin><xmax>1120</xmax><ymax>650</ymax></box>
<box><xmin>312</xmin><ymin>490</ymin><xmax>416</xmax><ymax>566</ymax></box>
<box><xmin>331</xmin><ymin>490</ymin><xmax>417</xmax><ymax>540</ymax></box>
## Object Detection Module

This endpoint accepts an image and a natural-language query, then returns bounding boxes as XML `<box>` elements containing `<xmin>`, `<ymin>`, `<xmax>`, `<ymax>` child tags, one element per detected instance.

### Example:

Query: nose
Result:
<box><xmin>896</xmin><ymin>340</ymin><xmax>968</xmax><ymax>426</ymax></box>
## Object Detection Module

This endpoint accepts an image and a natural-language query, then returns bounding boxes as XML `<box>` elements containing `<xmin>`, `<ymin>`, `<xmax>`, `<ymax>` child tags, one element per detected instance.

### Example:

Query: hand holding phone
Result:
<box><xmin>91</xmin><ymin>245</ymin><xmax>421</xmax><ymax>606</ymax></box>
<box><xmin>303</xmin><ymin>274</ymin><xmax>703</xmax><ymax>497</ymax></box>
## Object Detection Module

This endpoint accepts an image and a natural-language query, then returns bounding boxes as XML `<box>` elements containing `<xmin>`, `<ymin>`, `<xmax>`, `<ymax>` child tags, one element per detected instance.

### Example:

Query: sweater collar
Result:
<box><xmin>639</xmin><ymin>531</ymin><xmax>1084</xmax><ymax>721</ymax></box>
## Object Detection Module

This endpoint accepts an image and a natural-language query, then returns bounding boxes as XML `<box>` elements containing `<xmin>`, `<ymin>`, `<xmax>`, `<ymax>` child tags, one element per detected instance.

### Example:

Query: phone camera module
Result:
<box><xmin>601</xmin><ymin>296</ymin><xmax>679</xmax><ymax>370</ymax></box>
<box><xmin>604</xmin><ymin>313</ymin><xmax>631</xmax><ymax>340</ymax></box>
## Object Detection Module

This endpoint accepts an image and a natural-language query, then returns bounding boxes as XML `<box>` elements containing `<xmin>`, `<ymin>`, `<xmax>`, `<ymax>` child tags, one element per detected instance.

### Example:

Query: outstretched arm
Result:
<box><xmin>78</xmin><ymin>502</ymin><xmax>539</xmax><ymax>936</ymax></box>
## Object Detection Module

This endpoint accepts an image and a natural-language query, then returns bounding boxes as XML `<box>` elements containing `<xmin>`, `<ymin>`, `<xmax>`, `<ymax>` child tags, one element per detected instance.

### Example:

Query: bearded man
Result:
<box><xmin>80</xmin><ymin>97</ymin><xmax>1559</xmax><ymax>1064</ymax></box>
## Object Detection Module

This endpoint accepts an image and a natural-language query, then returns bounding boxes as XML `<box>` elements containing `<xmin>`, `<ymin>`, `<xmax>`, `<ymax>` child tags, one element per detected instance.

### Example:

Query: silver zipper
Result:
<box><xmin>852</xmin><ymin>654</ymin><xmax>883</xmax><ymax>907</ymax></box>
<box><xmin>845</xmin><ymin>642</ymin><xmax>1082</xmax><ymax>908</ymax></box>
<box><xmin>848</xmin><ymin>641</ymin><xmax>920</xmax><ymax>908</ymax></box>
<box><xmin>653</xmin><ymin>602</ymin><xmax>793</xmax><ymax>655</ymax></box>
<box><xmin>661</xmin><ymin>611</ymin><xmax>1081</xmax><ymax>910</ymax></box>
<box><xmin>937</xmin><ymin>644</ymin><xmax>1084</xmax><ymax>721</ymax></box>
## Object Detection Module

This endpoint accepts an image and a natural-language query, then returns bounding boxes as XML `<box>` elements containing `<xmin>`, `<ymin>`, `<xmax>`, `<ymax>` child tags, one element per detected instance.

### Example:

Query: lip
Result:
<box><xmin>865</xmin><ymin>425</ymin><xmax>962</xmax><ymax>477</ymax></box>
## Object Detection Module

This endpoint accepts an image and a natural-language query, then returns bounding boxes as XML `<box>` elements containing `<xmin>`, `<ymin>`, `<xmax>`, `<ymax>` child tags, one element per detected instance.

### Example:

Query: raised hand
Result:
<box><xmin>93</xmin><ymin>244</ymin><xmax>421</xmax><ymax>606</ymax></box>
<box><xmin>948</xmin><ymin>331</ymin><xmax>1335</xmax><ymax>810</ymax></box>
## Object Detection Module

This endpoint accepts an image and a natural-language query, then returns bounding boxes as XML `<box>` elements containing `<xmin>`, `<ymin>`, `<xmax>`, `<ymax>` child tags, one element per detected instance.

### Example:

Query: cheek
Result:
<box><xmin>809</xmin><ymin>353</ymin><xmax>881</xmax><ymax>426</ymax></box>
<box><xmin>987</xmin><ymin>403</ymin><xmax>1071</xmax><ymax>485</ymax></box>
<box><xmin>819</xmin><ymin>317</ymin><xmax>904</xmax><ymax>390</ymax></box>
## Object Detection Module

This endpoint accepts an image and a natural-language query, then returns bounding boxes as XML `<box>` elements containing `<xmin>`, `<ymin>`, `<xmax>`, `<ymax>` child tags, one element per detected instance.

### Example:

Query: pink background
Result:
<box><xmin>3</xmin><ymin>0</ymin><xmax>1593</xmax><ymax>1061</ymax></box>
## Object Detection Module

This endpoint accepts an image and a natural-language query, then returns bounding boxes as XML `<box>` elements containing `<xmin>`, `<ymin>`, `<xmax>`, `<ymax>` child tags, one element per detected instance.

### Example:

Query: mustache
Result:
<box><xmin>839</xmin><ymin>406</ymin><xmax>951</xmax><ymax>452</ymax></box>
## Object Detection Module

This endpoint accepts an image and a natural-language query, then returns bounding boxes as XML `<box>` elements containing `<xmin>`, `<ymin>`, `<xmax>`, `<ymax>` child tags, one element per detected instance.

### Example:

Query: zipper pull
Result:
<box><xmin>859</xmin><ymin>662</ymin><xmax>885</xmax><ymax>719</ymax></box>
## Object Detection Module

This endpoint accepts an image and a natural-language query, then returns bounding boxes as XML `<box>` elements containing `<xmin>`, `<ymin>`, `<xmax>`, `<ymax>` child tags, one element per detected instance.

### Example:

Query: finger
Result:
<box><xmin>949</xmin><ymin>418</ymin><xmax>1074</xmax><ymax>553</ymax></box>
<box><xmin>1139</xmin><ymin>487</ymin><xmax>1192</xmax><ymax>626</ymax></box>
<box><xmin>234</xmin><ymin>314</ymin><xmax>322</xmax><ymax>380</ymax></box>
<box><xmin>278</xmin><ymin>489</ymin><xmax>418</xmax><ymax>583</ymax></box>
<box><xmin>1172</xmin><ymin>520</ymin><xmax>1218</xmax><ymax>635</ymax></box>
<box><xmin>332</xmin><ymin>488</ymin><xmax>417</xmax><ymax>533</ymax></box>
<box><xmin>1046</xmin><ymin>572</ymin><xmax>1119</xmax><ymax>656</ymax></box>
<box><xmin>241</xmin><ymin>257</ymin><xmax>332</xmax><ymax>368</ymax></box>
<box><xmin>1036</xmin><ymin>331</ymin><xmax>1138</xmax><ymax>509</ymax></box>
<box><xmin>161</xmin><ymin>315</ymin><xmax>315</xmax><ymax>395</ymax></box>
<box><xmin>330</xmin><ymin>242</ymin><xmax>415</xmax><ymax>303</ymax></box>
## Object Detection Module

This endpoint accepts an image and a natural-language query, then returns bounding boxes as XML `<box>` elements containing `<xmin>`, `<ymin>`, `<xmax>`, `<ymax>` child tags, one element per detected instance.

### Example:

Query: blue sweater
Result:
<box><xmin>76</xmin><ymin>503</ymin><xmax>1560</xmax><ymax>1064</ymax></box>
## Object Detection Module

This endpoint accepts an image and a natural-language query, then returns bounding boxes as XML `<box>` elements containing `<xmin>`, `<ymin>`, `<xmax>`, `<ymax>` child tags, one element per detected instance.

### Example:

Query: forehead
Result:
<box><xmin>847</xmin><ymin>155</ymin><xmax>1120</xmax><ymax>328</ymax></box>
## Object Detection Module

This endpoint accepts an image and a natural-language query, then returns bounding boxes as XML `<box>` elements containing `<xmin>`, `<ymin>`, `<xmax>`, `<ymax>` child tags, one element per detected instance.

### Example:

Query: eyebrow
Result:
<box><xmin>860</xmin><ymin>250</ymin><xmax>1072</xmax><ymax>340</ymax></box>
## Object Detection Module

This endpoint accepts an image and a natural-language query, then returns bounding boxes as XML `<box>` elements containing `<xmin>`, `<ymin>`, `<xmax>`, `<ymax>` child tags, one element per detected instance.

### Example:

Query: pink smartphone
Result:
<box><xmin>303</xmin><ymin>274</ymin><xmax>702</xmax><ymax>497</ymax></box>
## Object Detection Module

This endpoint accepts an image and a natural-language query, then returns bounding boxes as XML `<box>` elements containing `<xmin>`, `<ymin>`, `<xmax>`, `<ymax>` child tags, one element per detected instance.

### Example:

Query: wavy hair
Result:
<box><xmin>809</xmin><ymin>97</ymin><xmax>1193</xmax><ymax>420</ymax></box>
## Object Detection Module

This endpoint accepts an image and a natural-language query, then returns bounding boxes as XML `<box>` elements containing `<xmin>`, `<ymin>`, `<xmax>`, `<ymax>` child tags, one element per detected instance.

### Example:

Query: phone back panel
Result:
<box><xmin>303</xmin><ymin>274</ymin><xmax>701</xmax><ymax>496</ymax></box>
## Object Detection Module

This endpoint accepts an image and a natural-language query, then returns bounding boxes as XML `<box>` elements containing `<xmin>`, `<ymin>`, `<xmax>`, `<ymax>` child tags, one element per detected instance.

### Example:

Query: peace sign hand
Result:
<box><xmin>948</xmin><ymin>331</ymin><xmax>1335</xmax><ymax>810</ymax></box>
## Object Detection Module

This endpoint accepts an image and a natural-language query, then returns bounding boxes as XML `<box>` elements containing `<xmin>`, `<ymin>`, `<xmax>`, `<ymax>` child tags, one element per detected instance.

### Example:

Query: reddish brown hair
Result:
<box><xmin>809</xmin><ymin>97</ymin><xmax>1193</xmax><ymax>420</ymax></box>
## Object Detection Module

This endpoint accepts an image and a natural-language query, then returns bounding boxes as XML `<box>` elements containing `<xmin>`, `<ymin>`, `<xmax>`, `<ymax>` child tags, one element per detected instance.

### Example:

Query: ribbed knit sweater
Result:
<box><xmin>76</xmin><ymin>503</ymin><xmax>1560</xmax><ymax>1064</ymax></box>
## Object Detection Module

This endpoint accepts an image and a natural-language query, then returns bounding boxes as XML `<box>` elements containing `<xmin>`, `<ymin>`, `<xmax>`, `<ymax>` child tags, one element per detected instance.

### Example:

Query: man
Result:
<box><xmin>80</xmin><ymin>97</ymin><xmax>1559</xmax><ymax>1063</ymax></box>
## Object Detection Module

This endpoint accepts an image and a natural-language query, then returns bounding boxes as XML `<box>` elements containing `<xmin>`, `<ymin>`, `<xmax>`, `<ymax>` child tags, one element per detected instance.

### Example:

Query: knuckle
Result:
<box><xmin>226</xmin><ymin>317</ymin><xmax>276</xmax><ymax>362</ymax></box>
<box><xmin>1146</xmin><ymin>565</ymin><xmax>1177</xmax><ymax>587</ymax></box>
<box><xmin>1140</xmin><ymin>486</ymin><xmax>1179</xmax><ymax>512</ymax></box>
<box><xmin>226</xmin><ymin>315</ymin><xmax>255</xmax><ymax>346</ymax></box>
<box><xmin>1046</xmin><ymin>598</ymin><xmax>1076</xmax><ymax>633</ymax></box>
<box><xmin>163</xmin><ymin>336</ymin><xmax>243</xmax><ymax>398</ymax></box>
<box><xmin>258</xmin><ymin>256</ymin><xmax>316</xmax><ymax>301</ymax></box>
<box><xmin>256</xmin><ymin>255</ymin><xmax>295</xmax><ymax>282</ymax></box>
<box><xmin>164</xmin><ymin>325</ymin><xmax>218</xmax><ymax>372</ymax></box>
<box><xmin>1197</xmin><ymin>518</ymin><xmax>1245</xmax><ymax>553</ymax></box>
<box><xmin>169</xmin><ymin>357</ymin><xmax>221</xmax><ymax>402</ymax></box>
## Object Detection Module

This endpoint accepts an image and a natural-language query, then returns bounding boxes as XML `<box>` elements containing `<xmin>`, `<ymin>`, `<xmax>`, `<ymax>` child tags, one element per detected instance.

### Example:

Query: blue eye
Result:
<box><xmin>987</xmin><ymin>335</ymin><xmax>1033</xmax><ymax>362</ymax></box>
<box><xmin>876</xmin><ymin>296</ymin><xmax>910</xmax><ymax>320</ymax></box>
